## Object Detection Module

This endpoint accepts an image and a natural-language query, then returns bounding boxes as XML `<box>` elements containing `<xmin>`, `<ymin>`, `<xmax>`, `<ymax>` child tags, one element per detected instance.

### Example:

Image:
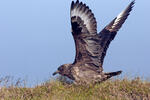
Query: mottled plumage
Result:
<box><xmin>53</xmin><ymin>0</ymin><xmax>135</xmax><ymax>84</ymax></box>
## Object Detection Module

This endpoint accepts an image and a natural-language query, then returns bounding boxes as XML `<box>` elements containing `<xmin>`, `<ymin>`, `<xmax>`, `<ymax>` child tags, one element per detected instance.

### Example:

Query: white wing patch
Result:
<box><xmin>71</xmin><ymin>1</ymin><xmax>97</xmax><ymax>34</ymax></box>
<box><xmin>111</xmin><ymin>11</ymin><xmax>125</xmax><ymax>29</ymax></box>
<box><xmin>106</xmin><ymin>0</ymin><xmax>135</xmax><ymax>32</ymax></box>
<box><xmin>71</xmin><ymin>7</ymin><xmax>91</xmax><ymax>32</ymax></box>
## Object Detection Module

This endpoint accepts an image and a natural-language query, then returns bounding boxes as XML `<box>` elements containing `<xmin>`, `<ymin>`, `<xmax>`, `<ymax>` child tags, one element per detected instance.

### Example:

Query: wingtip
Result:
<box><xmin>71</xmin><ymin>0</ymin><xmax>81</xmax><ymax>10</ymax></box>
<box><xmin>132</xmin><ymin>0</ymin><xmax>135</xmax><ymax>3</ymax></box>
<box><xmin>71</xmin><ymin>1</ymin><xmax>75</xmax><ymax>10</ymax></box>
<box><xmin>75</xmin><ymin>0</ymin><xmax>79</xmax><ymax>4</ymax></box>
<box><xmin>70</xmin><ymin>0</ymin><xmax>97</xmax><ymax>34</ymax></box>
<box><xmin>129</xmin><ymin>0</ymin><xmax>135</xmax><ymax>13</ymax></box>
<box><xmin>130</xmin><ymin>0</ymin><xmax>135</xmax><ymax>7</ymax></box>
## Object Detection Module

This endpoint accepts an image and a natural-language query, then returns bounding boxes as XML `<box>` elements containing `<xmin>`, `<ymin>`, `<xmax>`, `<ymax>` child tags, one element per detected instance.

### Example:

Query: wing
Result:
<box><xmin>98</xmin><ymin>0</ymin><xmax>135</xmax><ymax>66</ymax></box>
<box><xmin>71</xmin><ymin>0</ymin><xmax>103</xmax><ymax>71</ymax></box>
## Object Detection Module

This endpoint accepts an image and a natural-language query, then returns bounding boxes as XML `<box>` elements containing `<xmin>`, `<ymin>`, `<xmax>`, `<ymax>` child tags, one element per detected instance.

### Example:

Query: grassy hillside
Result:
<box><xmin>0</xmin><ymin>77</ymin><xmax>150</xmax><ymax>100</ymax></box>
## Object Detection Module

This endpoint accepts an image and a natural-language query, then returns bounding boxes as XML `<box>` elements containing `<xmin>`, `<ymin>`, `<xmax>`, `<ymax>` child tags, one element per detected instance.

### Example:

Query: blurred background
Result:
<box><xmin>0</xmin><ymin>0</ymin><xmax>150</xmax><ymax>86</ymax></box>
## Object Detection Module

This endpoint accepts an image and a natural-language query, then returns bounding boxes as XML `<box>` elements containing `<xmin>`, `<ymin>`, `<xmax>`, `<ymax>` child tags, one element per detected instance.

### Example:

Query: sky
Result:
<box><xmin>0</xmin><ymin>0</ymin><xmax>150</xmax><ymax>86</ymax></box>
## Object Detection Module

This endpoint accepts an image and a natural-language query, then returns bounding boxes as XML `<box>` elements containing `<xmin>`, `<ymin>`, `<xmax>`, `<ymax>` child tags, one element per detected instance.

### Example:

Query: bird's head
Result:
<box><xmin>53</xmin><ymin>64</ymin><xmax>71</xmax><ymax>76</ymax></box>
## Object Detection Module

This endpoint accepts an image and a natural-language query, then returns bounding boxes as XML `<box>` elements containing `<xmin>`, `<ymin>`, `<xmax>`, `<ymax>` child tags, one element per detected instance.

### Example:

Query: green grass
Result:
<box><xmin>0</xmin><ymin>77</ymin><xmax>150</xmax><ymax>100</ymax></box>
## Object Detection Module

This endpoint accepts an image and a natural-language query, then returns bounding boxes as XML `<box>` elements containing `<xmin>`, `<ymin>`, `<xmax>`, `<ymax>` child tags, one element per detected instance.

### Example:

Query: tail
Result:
<box><xmin>102</xmin><ymin>70</ymin><xmax>122</xmax><ymax>81</ymax></box>
<box><xmin>105</xmin><ymin>70</ymin><xmax>122</xmax><ymax>76</ymax></box>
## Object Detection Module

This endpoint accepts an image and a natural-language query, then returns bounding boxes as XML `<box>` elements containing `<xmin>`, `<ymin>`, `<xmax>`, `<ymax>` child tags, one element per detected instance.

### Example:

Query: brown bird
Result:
<box><xmin>53</xmin><ymin>0</ymin><xmax>135</xmax><ymax>84</ymax></box>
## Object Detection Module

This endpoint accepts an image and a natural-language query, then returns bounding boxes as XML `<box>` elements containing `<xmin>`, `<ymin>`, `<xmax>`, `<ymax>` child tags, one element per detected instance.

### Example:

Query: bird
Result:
<box><xmin>53</xmin><ymin>0</ymin><xmax>135</xmax><ymax>84</ymax></box>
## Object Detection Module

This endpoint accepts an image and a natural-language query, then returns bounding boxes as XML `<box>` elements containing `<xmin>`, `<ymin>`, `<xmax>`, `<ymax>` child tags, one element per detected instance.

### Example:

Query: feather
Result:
<box><xmin>71</xmin><ymin>0</ymin><xmax>97</xmax><ymax>34</ymax></box>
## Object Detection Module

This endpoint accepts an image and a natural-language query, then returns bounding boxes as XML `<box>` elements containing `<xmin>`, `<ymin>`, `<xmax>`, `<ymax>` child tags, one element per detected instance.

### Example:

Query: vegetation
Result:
<box><xmin>0</xmin><ymin>76</ymin><xmax>150</xmax><ymax>100</ymax></box>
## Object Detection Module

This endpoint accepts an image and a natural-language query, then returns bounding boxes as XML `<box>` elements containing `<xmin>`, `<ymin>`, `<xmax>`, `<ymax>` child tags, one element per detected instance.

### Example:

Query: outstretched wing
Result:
<box><xmin>71</xmin><ymin>0</ymin><xmax>102</xmax><ymax>71</ymax></box>
<box><xmin>99</xmin><ymin>0</ymin><xmax>135</xmax><ymax>66</ymax></box>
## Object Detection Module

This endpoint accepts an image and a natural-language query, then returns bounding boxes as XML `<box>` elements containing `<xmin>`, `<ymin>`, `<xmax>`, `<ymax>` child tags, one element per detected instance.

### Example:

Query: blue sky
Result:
<box><xmin>0</xmin><ymin>0</ymin><xmax>150</xmax><ymax>86</ymax></box>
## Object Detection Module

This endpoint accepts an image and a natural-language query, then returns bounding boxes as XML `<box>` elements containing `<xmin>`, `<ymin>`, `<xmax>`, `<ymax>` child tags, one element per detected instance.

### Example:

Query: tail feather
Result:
<box><xmin>102</xmin><ymin>70</ymin><xmax>122</xmax><ymax>81</ymax></box>
<box><xmin>104</xmin><ymin>70</ymin><xmax>122</xmax><ymax>76</ymax></box>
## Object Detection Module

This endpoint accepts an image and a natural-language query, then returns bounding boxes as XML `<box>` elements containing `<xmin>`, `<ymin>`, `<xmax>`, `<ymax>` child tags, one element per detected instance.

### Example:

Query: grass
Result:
<box><xmin>0</xmin><ymin>76</ymin><xmax>150</xmax><ymax>100</ymax></box>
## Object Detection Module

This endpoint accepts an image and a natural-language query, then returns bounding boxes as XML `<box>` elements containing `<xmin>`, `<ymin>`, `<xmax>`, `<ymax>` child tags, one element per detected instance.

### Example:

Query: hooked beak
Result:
<box><xmin>53</xmin><ymin>70</ymin><xmax>60</xmax><ymax>76</ymax></box>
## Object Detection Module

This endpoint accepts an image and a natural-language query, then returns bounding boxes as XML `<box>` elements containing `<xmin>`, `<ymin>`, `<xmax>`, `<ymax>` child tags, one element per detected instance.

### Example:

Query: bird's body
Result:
<box><xmin>53</xmin><ymin>0</ymin><xmax>135</xmax><ymax>84</ymax></box>
<box><xmin>71</xmin><ymin>64</ymin><xmax>105</xmax><ymax>84</ymax></box>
